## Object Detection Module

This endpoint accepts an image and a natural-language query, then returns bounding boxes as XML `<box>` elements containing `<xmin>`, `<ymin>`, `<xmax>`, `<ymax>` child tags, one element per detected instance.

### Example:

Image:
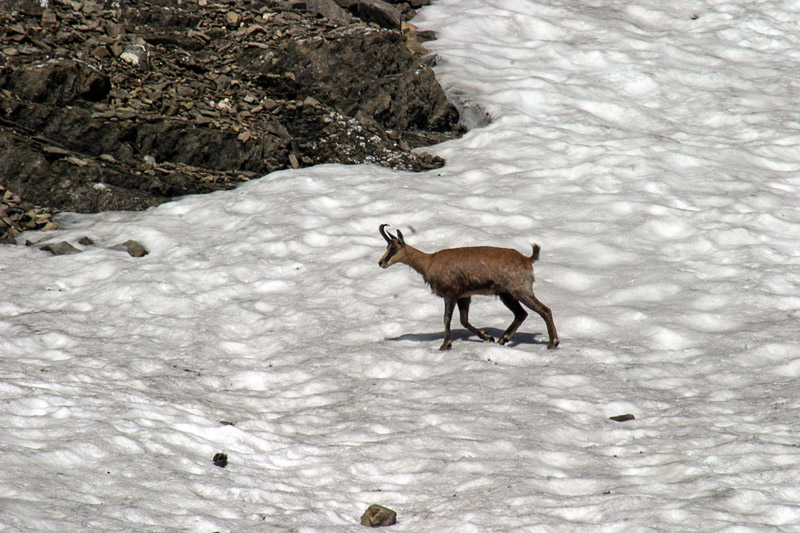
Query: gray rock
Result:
<box><xmin>40</xmin><ymin>241</ymin><xmax>81</xmax><ymax>255</ymax></box>
<box><xmin>358</xmin><ymin>0</ymin><xmax>402</xmax><ymax>29</ymax></box>
<box><xmin>120</xmin><ymin>44</ymin><xmax>150</xmax><ymax>71</ymax></box>
<box><xmin>2</xmin><ymin>59</ymin><xmax>110</xmax><ymax>105</ymax></box>
<box><xmin>306</xmin><ymin>0</ymin><xmax>351</xmax><ymax>23</ymax></box>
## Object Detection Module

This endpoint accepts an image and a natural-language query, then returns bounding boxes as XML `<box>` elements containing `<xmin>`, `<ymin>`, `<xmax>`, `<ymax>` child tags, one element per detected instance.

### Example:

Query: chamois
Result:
<box><xmin>378</xmin><ymin>224</ymin><xmax>559</xmax><ymax>350</ymax></box>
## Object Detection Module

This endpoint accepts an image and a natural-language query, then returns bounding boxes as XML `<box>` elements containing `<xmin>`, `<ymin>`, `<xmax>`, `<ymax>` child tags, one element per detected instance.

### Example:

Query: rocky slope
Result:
<box><xmin>0</xmin><ymin>0</ymin><xmax>462</xmax><ymax>243</ymax></box>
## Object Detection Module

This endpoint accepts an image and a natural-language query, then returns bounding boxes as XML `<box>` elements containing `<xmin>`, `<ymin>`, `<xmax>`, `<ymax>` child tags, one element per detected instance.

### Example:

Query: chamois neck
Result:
<box><xmin>401</xmin><ymin>245</ymin><xmax>432</xmax><ymax>276</ymax></box>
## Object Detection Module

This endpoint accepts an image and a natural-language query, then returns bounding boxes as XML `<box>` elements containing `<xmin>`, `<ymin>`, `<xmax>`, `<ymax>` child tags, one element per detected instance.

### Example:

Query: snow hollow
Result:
<box><xmin>3</xmin><ymin>0</ymin><xmax>800</xmax><ymax>531</ymax></box>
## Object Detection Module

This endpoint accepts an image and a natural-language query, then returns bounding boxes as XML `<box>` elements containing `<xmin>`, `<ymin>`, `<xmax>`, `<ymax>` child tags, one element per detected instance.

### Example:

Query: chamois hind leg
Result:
<box><xmin>498</xmin><ymin>292</ymin><xmax>527</xmax><ymax>345</ymax></box>
<box><xmin>517</xmin><ymin>290</ymin><xmax>560</xmax><ymax>349</ymax></box>
<box><xmin>440</xmin><ymin>297</ymin><xmax>456</xmax><ymax>350</ymax></box>
<box><xmin>457</xmin><ymin>297</ymin><xmax>495</xmax><ymax>343</ymax></box>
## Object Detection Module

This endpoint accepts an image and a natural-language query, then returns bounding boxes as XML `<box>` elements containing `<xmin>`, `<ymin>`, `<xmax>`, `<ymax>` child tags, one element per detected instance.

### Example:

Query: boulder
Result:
<box><xmin>358</xmin><ymin>0</ymin><xmax>402</xmax><ymax>29</ymax></box>
<box><xmin>2</xmin><ymin>59</ymin><xmax>110</xmax><ymax>106</ymax></box>
<box><xmin>40</xmin><ymin>241</ymin><xmax>81</xmax><ymax>255</ymax></box>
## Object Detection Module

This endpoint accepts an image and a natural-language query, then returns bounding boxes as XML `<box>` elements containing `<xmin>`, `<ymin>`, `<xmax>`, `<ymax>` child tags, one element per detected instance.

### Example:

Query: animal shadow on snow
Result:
<box><xmin>388</xmin><ymin>328</ymin><xmax>548</xmax><ymax>348</ymax></box>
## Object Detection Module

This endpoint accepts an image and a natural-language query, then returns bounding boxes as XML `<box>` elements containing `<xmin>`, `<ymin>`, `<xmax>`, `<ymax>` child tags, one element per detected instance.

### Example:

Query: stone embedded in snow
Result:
<box><xmin>361</xmin><ymin>504</ymin><xmax>397</xmax><ymax>527</ymax></box>
<box><xmin>112</xmin><ymin>240</ymin><xmax>149</xmax><ymax>257</ymax></box>
<box><xmin>610</xmin><ymin>414</ymin><xmax>636</xmax><ymax>423</ymax></box>
<box><xmin>212</xmin><ymin>453</ymin><xmax>228</xmax><ymax>468</ymax></box>
<box><xmin>40</xmin><ymin>241</ymin><xmax>81</xmax><ymax>255</ymax></box>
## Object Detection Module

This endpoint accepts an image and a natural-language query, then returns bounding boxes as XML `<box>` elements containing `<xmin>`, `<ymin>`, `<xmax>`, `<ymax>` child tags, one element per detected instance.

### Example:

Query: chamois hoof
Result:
<box><xmin>547</xmin><ymin>339</ymin><xmax>560</xmax><ymax>349</ymax></box>
<box><xmin>439</xmin><ymin>341</ymin><xmax>452</xmax><ymax>351</ymax></box>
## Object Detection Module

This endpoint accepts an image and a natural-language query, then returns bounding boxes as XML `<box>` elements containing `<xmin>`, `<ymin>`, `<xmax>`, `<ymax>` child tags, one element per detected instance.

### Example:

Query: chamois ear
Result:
<box><xmin>396</xmin><ymin>229</ymin><xmax>405</xmax><ymax>246</ymax></box>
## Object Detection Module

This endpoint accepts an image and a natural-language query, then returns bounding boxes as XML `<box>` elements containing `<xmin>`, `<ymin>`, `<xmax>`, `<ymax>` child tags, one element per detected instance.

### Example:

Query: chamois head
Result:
<box><xmin>378</xmin><ymin>224</ymin><xmax>406</xmax><ymax>269</ymax></box>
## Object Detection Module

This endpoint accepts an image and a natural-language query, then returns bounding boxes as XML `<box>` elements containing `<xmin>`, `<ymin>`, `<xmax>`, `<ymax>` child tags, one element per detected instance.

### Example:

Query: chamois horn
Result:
<box><xmin>379</xmin><ymin>224</ymin><xmax>394</xmax><ymax>243</ymax></box>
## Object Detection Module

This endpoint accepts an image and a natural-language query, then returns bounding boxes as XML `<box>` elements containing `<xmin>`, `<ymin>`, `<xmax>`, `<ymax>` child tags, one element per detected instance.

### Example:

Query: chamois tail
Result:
<box><xmin>529</xmin><ymin>243</ymin><xmax>541</xmax><ymax>262</ymax></box>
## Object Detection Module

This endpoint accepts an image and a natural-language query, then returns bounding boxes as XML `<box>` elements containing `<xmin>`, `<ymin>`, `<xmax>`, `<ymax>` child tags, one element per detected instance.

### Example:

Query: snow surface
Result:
<box><xmin>3</xmin><ymin>0</ymin><xmax>800</xmax><ymax>531</ymax></box>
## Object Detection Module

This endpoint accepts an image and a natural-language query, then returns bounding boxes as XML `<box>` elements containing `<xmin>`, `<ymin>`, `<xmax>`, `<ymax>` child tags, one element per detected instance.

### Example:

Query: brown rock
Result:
<box><xmin>112</xmin><ymin>240</ymin><xmax>148</xmax><ymax>257</ymax></box>
<box><xmin>40</xmin><ymin>241</ymin><xmax>81</xmax><ymax>255</ymax></box>
<box><xmin>41</xmin><ymin>9</ymin><xmax>57</xmax><ymax>27</ymax></box>
<box><xmin>42</xmin><ymin>145</ymin><xmax>71</xmax><ymax>156</ymax></box>
<box><xmin>226</xmin><ymin>12</ymin><xmax>241</xmax><ymax>27</ymax></box>
<box><xmin>306</xmin><ymin>0</ymin><xmax>351</xmax><ymax>23</ymax></box>
<box><xmin>361</xmin><ymin>504</ymin><xmax>397</xmax><ymax>527</ymax></box>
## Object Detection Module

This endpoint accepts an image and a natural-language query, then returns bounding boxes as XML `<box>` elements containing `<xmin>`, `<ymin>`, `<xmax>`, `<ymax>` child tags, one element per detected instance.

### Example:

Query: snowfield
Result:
<box><xmin>3</xmin><ymin>0</ymin><xmax>800</xmax><ymax>531</ymax></box>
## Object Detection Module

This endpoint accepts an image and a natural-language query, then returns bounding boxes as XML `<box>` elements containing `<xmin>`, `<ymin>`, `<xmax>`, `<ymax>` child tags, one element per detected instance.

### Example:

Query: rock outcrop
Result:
<box><xmin>0</xmin><ymin>0</ymin><xmax>461</xmax><ymax>242</ymax></box>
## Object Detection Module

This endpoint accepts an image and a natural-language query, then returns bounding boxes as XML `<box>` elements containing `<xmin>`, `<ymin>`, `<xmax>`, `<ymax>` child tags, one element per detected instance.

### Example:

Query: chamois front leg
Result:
<box><xmin>457</xmin><ymin>297</ymin><xmax>495</xmax><ymax>343</ymax></box>
<box><xmin>440</xmin><ymin>297</ymin><xmax>456</xmax><ymax>350</ymax></box>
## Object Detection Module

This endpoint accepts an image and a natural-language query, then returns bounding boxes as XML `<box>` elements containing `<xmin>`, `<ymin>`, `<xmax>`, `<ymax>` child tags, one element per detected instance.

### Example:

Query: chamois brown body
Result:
<box><xmin>420</xmin><ymin>247</ymin><xmax>535</xmax><ymax>298</ymax></box>
<box><xmin>378</xmin><ymin>225</ymin><xmax>559</xmax><ymax>350</ymax></box>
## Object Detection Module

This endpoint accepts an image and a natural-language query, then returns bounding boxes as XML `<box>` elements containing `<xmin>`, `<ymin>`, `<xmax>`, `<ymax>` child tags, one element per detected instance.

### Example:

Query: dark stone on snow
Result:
<box><xmin>213</xmin><ymin>452</ymin><xmax>228</xmax><ymax>468</ymax></box>
<box><xmin>361</xmin><ymin>504</ymin><xmax>397</xmax><ymax>527</ymax></box>
<box><xmin>610</xmin><ymin>414</ymin><xmax>636</xmax><ymax>422</ymax></box>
